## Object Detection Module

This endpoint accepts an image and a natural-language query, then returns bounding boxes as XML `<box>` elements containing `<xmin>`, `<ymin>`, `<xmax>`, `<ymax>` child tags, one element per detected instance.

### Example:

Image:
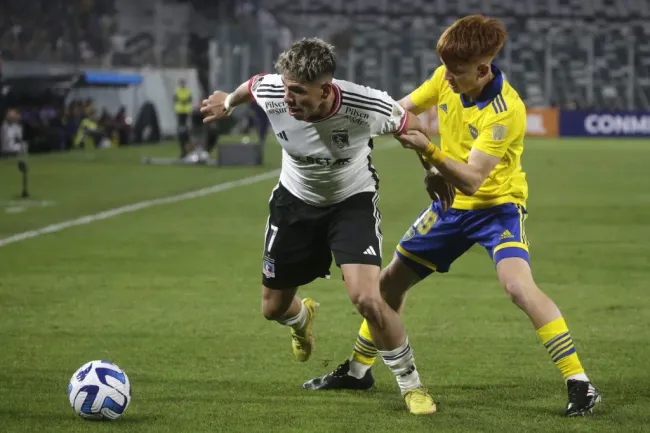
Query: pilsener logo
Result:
<box><xmin>585</xmin><ymin>114</ymin><xmax>650</xmax><ymax>135</ymax></box>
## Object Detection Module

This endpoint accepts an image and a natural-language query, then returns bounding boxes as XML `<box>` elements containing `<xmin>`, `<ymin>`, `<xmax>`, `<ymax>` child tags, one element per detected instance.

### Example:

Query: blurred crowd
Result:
<box><xmin>0</xmin><ymin>0</ymin><xmax>117</xmax><ymax>64</ymax></box>
<box><xmin>2</xmin><ymin>94</ymin><xmax>132</xmax><ymax>157</ymax></box>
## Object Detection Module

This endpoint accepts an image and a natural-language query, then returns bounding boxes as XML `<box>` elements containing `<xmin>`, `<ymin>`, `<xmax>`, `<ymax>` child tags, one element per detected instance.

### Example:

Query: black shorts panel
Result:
<box><xmin>262</xmin><ymin>184</ymin><xmax>332</xmax><ymax>289</ymax></box>
<box><xmin>261</xmin><ymin>184</ymin><xmax>382</xmax><ymax>289</ymax></box>
<box><xmin>329</xmin><ymin>191</ymin><xmax>382</xmax><ymax>267</ymax></box>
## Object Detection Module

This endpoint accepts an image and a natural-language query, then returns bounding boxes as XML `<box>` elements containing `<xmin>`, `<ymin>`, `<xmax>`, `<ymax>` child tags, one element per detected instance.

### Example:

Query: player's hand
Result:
<box><xmin>424</xmin><ymin>172</ymin><xmax>455</xmax><ymax>211</ymax></box>
<box><xmin>395</xmin><ymin>130</ymin><xmax>431</xmax><ymax>152</ymax></box>
<box><xmin>200</xmin><ymin>91</ymin><xmax>231</xmax><ymax>123</ymax></box>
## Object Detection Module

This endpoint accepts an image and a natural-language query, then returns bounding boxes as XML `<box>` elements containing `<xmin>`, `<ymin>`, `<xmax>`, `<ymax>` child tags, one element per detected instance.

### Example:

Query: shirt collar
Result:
<box><xmin>460</xmin><ymin>64</ymin><xmax>504</xmax><ymax>109</ymax></box>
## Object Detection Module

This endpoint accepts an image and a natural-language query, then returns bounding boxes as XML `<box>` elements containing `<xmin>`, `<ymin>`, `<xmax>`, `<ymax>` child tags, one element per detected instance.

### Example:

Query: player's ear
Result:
<box><xmin>321</xmin><ymin>82</ymin><xmax>332</xmax><ymax>100</ymax></box>
<box><xmin>477</xmin><ymin>63</ymin><xmax>491</xmax><ymax>79</ymax></box>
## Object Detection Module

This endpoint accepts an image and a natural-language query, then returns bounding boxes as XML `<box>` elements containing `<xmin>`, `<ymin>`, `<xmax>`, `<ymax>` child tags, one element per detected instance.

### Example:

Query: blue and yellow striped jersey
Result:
<box><xmin>410</xmin><ymin>65</ymin><xmax>528</xmax><ymax>210</ymax></box>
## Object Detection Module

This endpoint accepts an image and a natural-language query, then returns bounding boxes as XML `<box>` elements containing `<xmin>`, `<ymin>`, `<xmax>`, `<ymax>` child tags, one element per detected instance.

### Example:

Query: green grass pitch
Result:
<box><xmin>0</xmin><ymin>136</ymin><xmax>649</xmax><ymax>432</ymax></box>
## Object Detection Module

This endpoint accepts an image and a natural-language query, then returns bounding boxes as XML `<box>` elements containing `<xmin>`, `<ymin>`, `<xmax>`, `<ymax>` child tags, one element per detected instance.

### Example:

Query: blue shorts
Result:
<box><xmin>396</xmin><ymin>201</ymin><xmax>530</xmax><ymax>278</ymax></box>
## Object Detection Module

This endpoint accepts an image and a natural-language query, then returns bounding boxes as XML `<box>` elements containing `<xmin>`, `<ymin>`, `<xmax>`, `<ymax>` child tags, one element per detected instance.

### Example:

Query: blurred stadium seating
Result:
<box><xmin>1</xmin><ymin>0</ymin><xmax>648</xmax><ymax>143</ymax></box>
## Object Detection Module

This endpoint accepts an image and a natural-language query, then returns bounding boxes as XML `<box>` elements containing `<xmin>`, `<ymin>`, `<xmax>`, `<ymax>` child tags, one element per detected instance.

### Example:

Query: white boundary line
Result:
<box><xmin>0</xmin><ymin>169</ymin><xmax>281</xmax><ymax>248</ymax></box>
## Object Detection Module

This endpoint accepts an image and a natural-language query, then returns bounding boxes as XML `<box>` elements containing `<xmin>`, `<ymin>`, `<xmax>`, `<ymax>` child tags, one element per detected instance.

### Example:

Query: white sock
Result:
<box><xmin>277</xmin><ymin>301</ymin><xmax>307</xmax><ymax>331</ymax></box>
<box><xmin>348</xmin><ymin>358</ymin><xmax>372</xmax><ymax>379</ymax></box>
<box><xmin>566</xmin><ymin>372</ymin><xmax>589</xmax><ymax>383</ymax></box>
<box><xmin>378</xmin><ymin>337</ymin><xmax>422</xmax><ymax>394</ymax></box>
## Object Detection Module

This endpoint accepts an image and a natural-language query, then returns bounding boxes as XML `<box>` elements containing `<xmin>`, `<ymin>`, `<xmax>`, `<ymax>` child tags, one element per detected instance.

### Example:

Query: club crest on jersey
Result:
<box><xmin>468</xmin><ymin>124</ymin><xmax>479</xmax><ymax>139</ymax></box>
<box><xmin>439</xmin><ymin>104</ymin><xmax>448</xmax><ymax>113</ymax></box>
<box><xmin>331</xmin><ymin>129</ymin><xmax>350</xmax><ymax>149</ymax></box>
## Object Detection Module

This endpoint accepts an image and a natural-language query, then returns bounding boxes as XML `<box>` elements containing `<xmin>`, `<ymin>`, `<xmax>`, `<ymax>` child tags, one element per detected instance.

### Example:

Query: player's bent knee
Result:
<box><xmin>497</xmin><ymin>257</ymin><xmax>538</xmax><ymax>305</ymax></box>
<box><xmin>262</xmin><ymin>302</ymin><xmax>284</xmax><ymax>321</ymax></box>
<box><xmin>349</xmin><ymin>290</ymin><xmax>384</xmax><ymax>323</ymax></box>
<box><xmin>500</xmin><ymin>276</ymin><xmax>542</xmax><ymax>309</ymax></box>
<box><xmin>503</xmin><ymin>280</ymin><xmax>527</xmax><ymax>303</ymax></box>
<box><xmin>261</xmin><ymin>285</ymin><xmax>295</xmax><ymax>321</ymax></box>
<box><xmin>261</xmin><ymin>299</ymin><xmax>284</xmax><ymax>321</ymax></box>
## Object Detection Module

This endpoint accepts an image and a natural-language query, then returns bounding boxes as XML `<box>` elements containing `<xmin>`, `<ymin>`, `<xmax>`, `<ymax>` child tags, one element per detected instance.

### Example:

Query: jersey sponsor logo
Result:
<box><xmin>265</xmin><ymin>100</ymin><xmax>287</xmax><ymax>115</ymax></box>
<box><xmin>492</xmin><ymin>123</ymin><xmax>508</xmax><ymax>140</ymax></box>
<box><xmin>439</xmin><ymin>104</ymin><xmax>448</xmax><ymax>113</ymax></box>
<box><xmin>468</xmin><ymin>124</ymin><xmax>479</xmax><ymax>139</ymax></box>
<box><xmin>276</xmin><ymin>131</ymin><xmax>288</xmax><ymax>141</ymax></box>
<box><xmin>331</xmin><ymin>129</ymin><xmax>350</xmax><ymax>148</ymax></box>
<box><xmin>343</xmin><ymin>106</ymin><xmax>370</xmax><ymax>120</ymax></box>
<box><xmin>343</xmin><ymin>107</ymin><xmax>370</xmax><ymax>125</ymax></box>
<box><xmin>343</xmin><ymin>115</ymin><xmax>369</xmax><ymax>126</ymax></box>
<box><xmin>289</xmin><ymin>154</ymin><xmax>352</xmax><ymax>166</ymax></box>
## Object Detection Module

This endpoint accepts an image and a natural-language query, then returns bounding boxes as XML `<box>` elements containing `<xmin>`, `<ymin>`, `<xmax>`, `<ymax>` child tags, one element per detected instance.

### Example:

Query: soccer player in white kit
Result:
<box><xmin>201</xmin><ymin>37</ymin><xmax>436</xmax><ymax>414</ymax></box>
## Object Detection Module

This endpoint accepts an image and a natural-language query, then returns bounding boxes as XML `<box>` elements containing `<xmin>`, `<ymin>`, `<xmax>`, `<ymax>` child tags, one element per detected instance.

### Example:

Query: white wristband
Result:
<box><xmin>426</xmin><ymin>166</ymin><xmax>440</xmax><ymax>175</ymax></box>
<box><xmin>223</xmin><ymin>93</ymin><xmax>234</xmax><ymax>114</ymax></box>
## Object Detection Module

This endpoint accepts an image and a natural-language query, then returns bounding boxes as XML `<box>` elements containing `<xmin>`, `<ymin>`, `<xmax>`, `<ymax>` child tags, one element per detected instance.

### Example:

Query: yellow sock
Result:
<box><xmin>351</xmin><ymin>319</ymin><xmax>378</xmax><ymax>365</ymax></box>
<box><xmin>536</xmin><ymin>317</ymin><xmax>585</xmax><ymax>379</ymax></box>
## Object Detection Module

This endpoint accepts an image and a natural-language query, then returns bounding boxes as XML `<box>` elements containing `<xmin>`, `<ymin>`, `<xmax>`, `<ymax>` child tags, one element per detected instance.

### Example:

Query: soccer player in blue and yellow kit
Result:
<box><xmin>303</xmin><ymin>15</ymin><xmax>601</xmax><ymax>417</ymax></box>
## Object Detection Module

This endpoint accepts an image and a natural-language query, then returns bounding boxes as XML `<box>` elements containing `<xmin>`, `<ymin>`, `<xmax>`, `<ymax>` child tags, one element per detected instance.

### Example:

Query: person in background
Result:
<box><xmin>0</xmin><ymin>52</ymin><xmax>4</xmax><ymax>122</ymax></box>
<box><xmin>73</xmin><ymin>107</ymin><xmax>110</xmax><ymax>149</ymax></box>
<box><xmin>1</xmin><ymin>108</ymin><xmax>27</xmax><ymax>157</ymax></box>
<box><xmin>174</xmin><ymin>78</ymin><xmax>192</xmax><ymax>158</ymax></box>
<box><xmin>113</xmin><ymin>106</ymin><xmax>131</xmax><ymax>146</ymax></box>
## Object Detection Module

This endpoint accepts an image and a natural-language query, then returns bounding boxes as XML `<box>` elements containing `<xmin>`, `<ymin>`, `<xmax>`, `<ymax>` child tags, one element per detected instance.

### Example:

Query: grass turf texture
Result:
<box><xmin>1</xmin><ymin>137</ymin><xmax>649</xmax><ymax>432</ymax></box>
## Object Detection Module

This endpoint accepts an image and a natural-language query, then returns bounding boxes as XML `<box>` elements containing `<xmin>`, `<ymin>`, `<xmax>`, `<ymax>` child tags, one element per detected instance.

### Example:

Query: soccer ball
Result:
<box><xmin>68</xmin><ymin>360</ymin><xmax>131</xmax><ymax>420</ymax></box>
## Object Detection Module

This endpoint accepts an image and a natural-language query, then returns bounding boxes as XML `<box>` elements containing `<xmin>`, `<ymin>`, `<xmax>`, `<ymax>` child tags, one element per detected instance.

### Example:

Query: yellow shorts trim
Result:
<box><xmin>396</xmin><ymin>244</ymin><xmax>437</xmax><ymax>271</ymax></box>
<box><xmin>492</xmin><ymin>241</ymin><xmax>529</xmax><ymax>259</ymax></box>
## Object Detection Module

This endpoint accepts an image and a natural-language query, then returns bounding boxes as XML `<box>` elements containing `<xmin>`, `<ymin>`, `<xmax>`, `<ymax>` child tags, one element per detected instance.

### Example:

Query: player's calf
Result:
<box><xmin>496</xmin><ymin>258</ymin><xmax>601</xmax><ymax>415</ymax></box>
<box><xmin>304</xmin><ymin>255</ymin><xmax>423</xmax><ymax>391</ymax></box>
<box><xmin>341</xmin><ymin>263</ymin><xmax>433</xmax><ymax>411</ymax></box>
<box><xmin>261</xmin><ymin>285</ymin><xmax>318</xmax><ymax>362</ymax></box>
<box><xmin>261</xmin><ymin>285</ymin><xmax>300</xmax><ymax>321</ymax></box>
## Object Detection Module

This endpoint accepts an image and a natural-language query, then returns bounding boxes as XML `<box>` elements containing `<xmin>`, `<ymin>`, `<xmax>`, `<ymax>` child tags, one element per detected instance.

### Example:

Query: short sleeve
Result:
<box><xmin>248</xmin><ymin>73</ymin><xmax>270</xmax><ymax>103</ymax></box>
<box><xmin>366</xmin><ymin>89</ymin><xmax>409</xmax><ymax>137</ymax></box>
<box><xmin>473</xmin><ymin>109</ymin><xmax>524</xmax><ymax>158</ymax></box>
<box><xmin>408</xmin><ymin>66</ymin><xmax>445</xmax><ymax>111</ymax></box>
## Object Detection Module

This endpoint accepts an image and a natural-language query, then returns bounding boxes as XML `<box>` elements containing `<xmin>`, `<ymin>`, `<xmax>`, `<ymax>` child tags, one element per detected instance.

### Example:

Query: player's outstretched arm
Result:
<box><xmin>200</xmin><ymin>80</ymin><xmax>253</xmax><ymax>123</ymax></box>
<box><xmin>397</xmin><ymin>130</ymin><xmax>501</xmax><ymax>196</ymax></box>
<box><xmin>398</xmin><ymin>95</ymin><xmax>429</xmax><ymax>116</ymax></box>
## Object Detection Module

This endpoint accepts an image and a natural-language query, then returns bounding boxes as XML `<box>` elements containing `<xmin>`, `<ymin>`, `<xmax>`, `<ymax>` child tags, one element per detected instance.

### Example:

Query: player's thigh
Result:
<box><xmin>328</xmin><ymin>191</ymin><xmax>383</xmax><ymax>268</ymax></box>
<box><xmin>340</xmin><ymin>263</ymin><xmax>382</xmax><ymax>310</ymax></box>
<box><xmin>466</xmin><ymin>203</ymin><xmax>531</xmax><ymax>267</ymax></box>
<box><xmin>396</xmin><ymin>201</ymin><xmax>473</xmax><ymax>278</ymax></box>
<box><xmin>262</xmin><ymin>184</ymin><xmax>332</xmax><ymax>290</ymax></box>
<box><xmin>379</xmin><ymin>252</ymin><xmax>423</xmax><ymax>312</ymax></box>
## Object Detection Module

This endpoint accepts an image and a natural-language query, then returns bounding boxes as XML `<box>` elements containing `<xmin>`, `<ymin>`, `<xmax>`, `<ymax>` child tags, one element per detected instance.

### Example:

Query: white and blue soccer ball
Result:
<box><xmin>68</xmin><ymin>360</ymin><xmax>131</xmax><ymax>420</ymax></box>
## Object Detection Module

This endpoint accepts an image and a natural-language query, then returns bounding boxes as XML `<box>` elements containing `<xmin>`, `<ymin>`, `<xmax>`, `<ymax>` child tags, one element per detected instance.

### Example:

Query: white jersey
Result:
<box><xmin>249</xmin><ymin>73</ymin><xmax>408</xmax><ymax>206</ymax></box>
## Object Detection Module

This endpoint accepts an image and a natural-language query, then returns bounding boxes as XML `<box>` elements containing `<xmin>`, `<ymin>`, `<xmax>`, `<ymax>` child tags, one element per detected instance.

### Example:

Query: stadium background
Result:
<box><xmin>1</xmin><ymin>0</ymin><xmax>649</xmax><ymax>432</ymax></box>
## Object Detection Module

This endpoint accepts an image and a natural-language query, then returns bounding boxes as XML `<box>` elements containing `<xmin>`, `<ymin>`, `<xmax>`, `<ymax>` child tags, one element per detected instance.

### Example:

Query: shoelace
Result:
<box><xmin>330</xmin><ymin>362</ymin><xmax>350</xmax><ymax>377</ymax></box>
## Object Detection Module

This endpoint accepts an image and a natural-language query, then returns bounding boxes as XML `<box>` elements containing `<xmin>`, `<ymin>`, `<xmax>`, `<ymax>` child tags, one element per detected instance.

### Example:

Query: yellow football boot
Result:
<box><xmin>291</xmin><ymin>298</ymin><xmax>319</xmax><ymax>362</ymax></box>
<box><xmin>404</xmin><ymin>387</ymin><xmax>437</xmax><ymax>415</ymax></box>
